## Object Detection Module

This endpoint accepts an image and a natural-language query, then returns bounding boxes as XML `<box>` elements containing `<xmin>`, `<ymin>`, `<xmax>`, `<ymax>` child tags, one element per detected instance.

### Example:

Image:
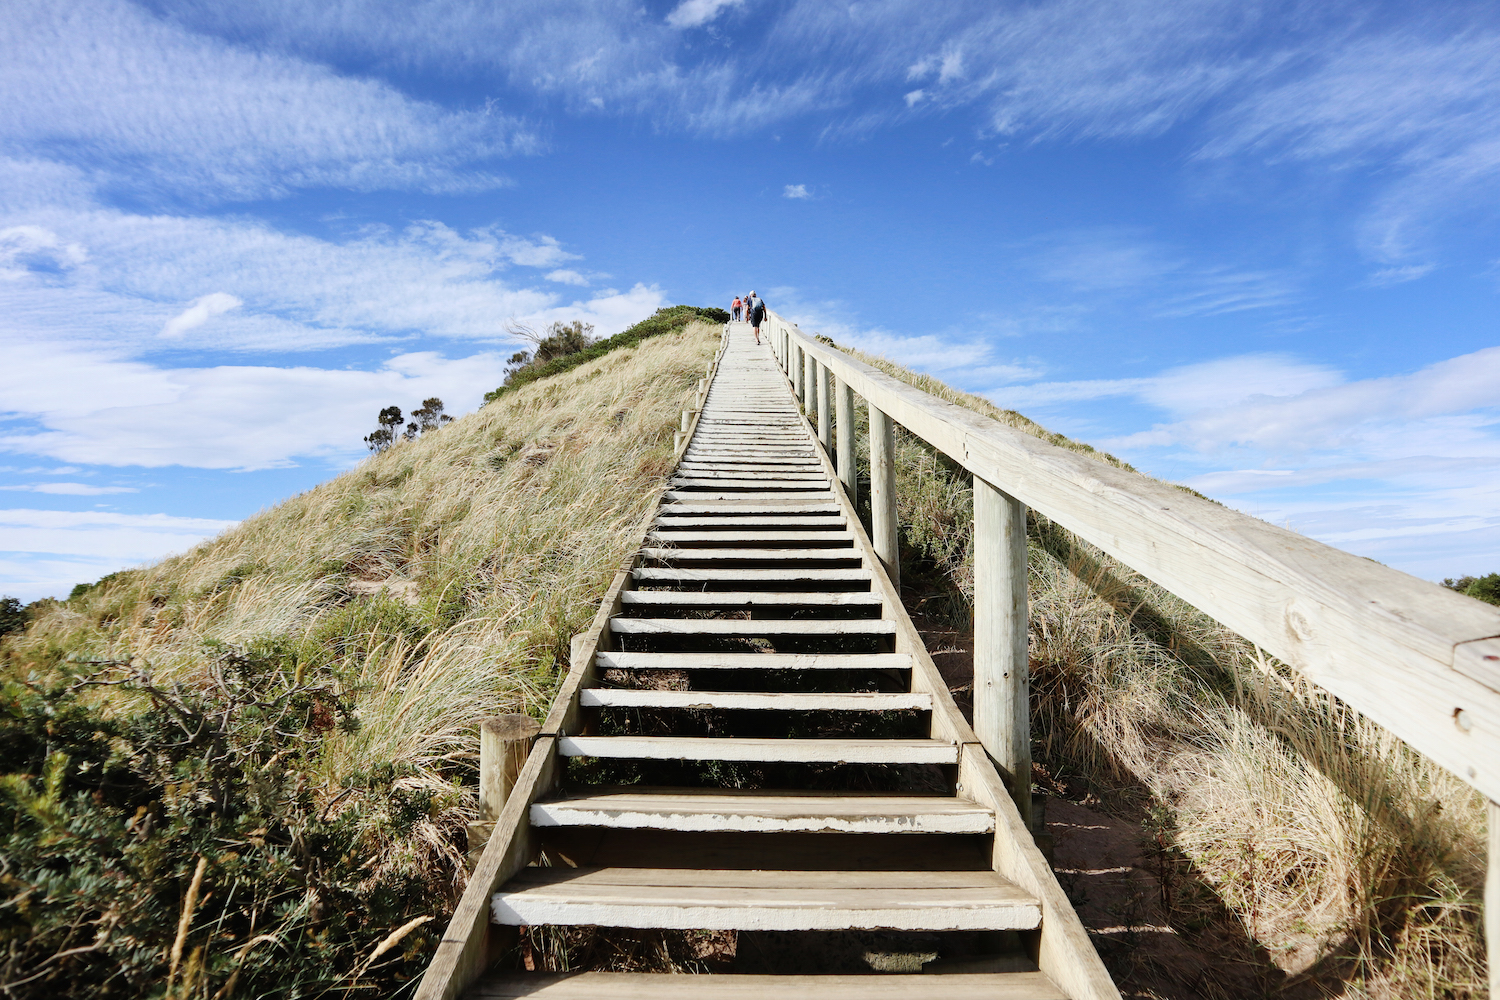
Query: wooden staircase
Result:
<box><xmin>419</xmin><ymin>324</ymin><xmax>1118</xmax><ymax>1000</ymax></box>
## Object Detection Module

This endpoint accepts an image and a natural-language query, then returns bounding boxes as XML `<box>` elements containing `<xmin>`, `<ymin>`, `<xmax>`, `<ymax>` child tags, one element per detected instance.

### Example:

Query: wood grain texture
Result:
<box><xmin>773</xmin><ymin>313</ymin><xmax>1500</xmax><ymax>802</ymax></box>
<box><xmin>577</xmin><ymin>689</ymin><xmax>930</xmax><ymax>711</ymax></box>
<box><xmin>468</xmin><ymin>971</ymin><xmax>1067</xmax><ymax>999</ymax></box>
<box><xmin>530</xmin><ymin>789</ymin><xmax>990</xmax><ymax>834</ymax></box>
<box><xmin>491</xmin><ymin>866</ymin><xmax>1040</xmax><ymax>931</ymax></box>
<box><xmin>558</xmin><ymin>735</ymin><xmax>959</xmax><ymax>764</ymax></box>
<box><xmin>595</xmin><ymin>651</ymin><xmax>912</xmax><ymax>671</ymax></box>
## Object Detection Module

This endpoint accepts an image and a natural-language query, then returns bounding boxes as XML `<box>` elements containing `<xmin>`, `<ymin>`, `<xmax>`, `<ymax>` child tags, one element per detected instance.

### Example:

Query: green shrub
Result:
<box><xmin>484</xmin><ymin>305</ymin><xmax>728</xmax><ymax>402</ymax></box>
<box><xmin>0</xmin><ymin>644</ymin><xmax>463</xmax><ymax>997</ymax></box>
<box><xmin>1442</xmin><ymin>572</ymin><xmax>1500</xmax><ymax>606</ymax></box>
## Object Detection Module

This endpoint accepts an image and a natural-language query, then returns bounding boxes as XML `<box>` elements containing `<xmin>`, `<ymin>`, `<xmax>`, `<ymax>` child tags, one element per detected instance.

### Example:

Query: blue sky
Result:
<box><xmin>2</xmin><ymin>0</ymin><xmax>1497</xmax><ymax>601</ymax></box>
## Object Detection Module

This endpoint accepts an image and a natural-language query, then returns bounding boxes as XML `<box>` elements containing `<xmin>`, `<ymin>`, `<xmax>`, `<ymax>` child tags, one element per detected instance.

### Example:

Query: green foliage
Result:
<box><xmin>67</xmin><ymin>571</ymin><xmax>128</xmax><ymax>602</ymax></box>
<box><xmin>0</xmin><ymin>597</ymin><xmax>28</xmax><ymax>638</ymax></box>
<box><xmin>0</xmin><ymin>645</ymin><xmax>463</xmax><ymax>997</ymax></box>
<box><xmin>1442</xmin><ymin>572</ymin><xmax>1500</xmax><ymax>606</ymax></box>
<box><xmin>484</xmin><ymin>305</ymin><xmax>728</xmax><ymax>402</ymax></box>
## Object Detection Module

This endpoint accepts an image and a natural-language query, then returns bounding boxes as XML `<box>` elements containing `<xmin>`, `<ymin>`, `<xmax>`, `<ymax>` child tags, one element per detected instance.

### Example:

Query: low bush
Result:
<box><xmin>484</xmin><ymin>305</ymin><xmax>728</xmax><ymax>402</ymax></box>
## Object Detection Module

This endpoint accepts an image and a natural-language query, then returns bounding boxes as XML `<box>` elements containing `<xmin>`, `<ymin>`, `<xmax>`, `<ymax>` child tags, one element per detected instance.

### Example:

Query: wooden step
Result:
<box><xmin>468</xmin><ymin>971</ymin><xmax>1066</xmax><ymax>999</ymax></box>
<box><xmin>647</xmin><ymin>530</ymin><xmax>853</xmax><ymax>544</ymax></box>
<box><xmin>632</xmin><ymin>567</ymin><xmax>871</xmax><ymax>583</ymax></box>
<box><xmin>661</xmin><ymin>495</ymin><xmax>840</xmax><ymax>509</ymax></box>
<box><xmin>670</xmin><ymin>479</ymin><xmax>827</xmax><ymax>491</ymax></box>
<box><xmin>531</xmin><ymin>789</ymin><xmax>991</xmax><ymax>834</ymax></box>
<box><xmin>491</xmin><ymin>867</ymin><xmax>1040</xmax><ymax>931</ymax></box>
<box><xmin>597</xmin><ymin>651</ymin><xmax>911</xmax><ymax>670</ymax></box>
<box><xmin>664</xmin><ymin>491</ymin><xmax>840</xmax><ymax>503</ymax></box>
<box><xmin>578</xmin><ymin>689</ymin><xmax>929</xmax><ymax>710</ymax></box>
<box><xmin>620</xmin><ymin>591</ymin><xmax>881</xmax><ymax>607</ymax></box>
<box><xmin>558</xmin><ymin>736</ymin><xmax>957</xmax><ymax>764</ymax></box>
<box><xmin>640</xmin><ymin>547</ymin><xmax>859</xmax><ymax>562</ymax></box>
<box><xmin>610</xmin><ymin>618</ymin><xmax>894</xmax><ymax>636</ymax></box>
<box><xmin>652</xmin><ymin>515</ymin><xmax>846</xmax><ymax>527</ymax></box>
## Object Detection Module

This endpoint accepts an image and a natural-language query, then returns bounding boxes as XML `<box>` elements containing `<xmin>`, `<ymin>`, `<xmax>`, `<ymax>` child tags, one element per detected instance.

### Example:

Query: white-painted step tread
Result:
<box><xmin>531</xmin><ymin>789</ymin><xmax>991</xmax><ymax>833</ymax></box>
<box><xmin>610</xmin><ymin>618</ymin><xmax>894</xmax><ymax>635</ymax></box>
<box><xmin>596</xmin><ymin>651</ymin><xmax>912</xmax><ymax>670</ymax></box>
<box><xmin>646</xmin><ymin>530</ymin><xmax>853</xmax><ymax>543</ymax></box>
<box><xmin>558</xmin><ymin>735</ymin><xmax>957</xmax><ymax>764</ymax></box>
<box><xmin>640</xmin><ymin>547</ymin><xmax>859</xmax><ymax>562</ymax></box>
<box><xmin>469</xmin><ymin>972</ymin><xmax>1066</xmax><ymax>999</ymax></box>
<box><xmin>491</xmin><ymin>867</ymin><xmax>1040</xmax><ymax>931</ymax></box>
<box><xmin>578</xmin><ymin>689</ymin><xmax>928</xmax><ymax>710</ymax></box>
<box><xmin>620</xmin><ymin>590</ymin><xmax>881</xmax><ymax>607</ymax></box>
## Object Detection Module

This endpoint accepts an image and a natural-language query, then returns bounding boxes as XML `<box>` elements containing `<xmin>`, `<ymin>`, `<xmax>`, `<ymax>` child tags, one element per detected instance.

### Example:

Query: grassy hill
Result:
<box><xmin>0</xmin><ymin>318</ymin><xmax>1487</xmax><ymax>997</ymax></box>
<box><xmin>0</xmin><ymin>316</ymin><xmax>721</xmax><ymax>997</ymax></box>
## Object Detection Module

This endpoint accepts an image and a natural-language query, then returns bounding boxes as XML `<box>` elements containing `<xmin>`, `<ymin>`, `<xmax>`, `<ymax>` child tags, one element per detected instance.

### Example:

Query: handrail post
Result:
<box><xmin>835</xmin><ymin>376</ymin><xmax>856</xmax><ymax>505</ymax></box>
<box><xmin>868</xmin><ymin>404</ymin><xmax>898</xmax><ymax>589</ymax></box>
<box><xmin>816</xmin><ymin>361</ymin><xmax>831</xmax><ymax>451</ymax></box>
<box><xmin>803</xmin><ymin>350</ymin><xmax>815</xmax><ymax>415</ymax></box>
<box><xmin>793</xmin><ymin>343</ymin><xmax>805</xmax><ymax>404</ymax></box>
<box><xmin>974</xmin><ymin>478</ymin><xmax>1032</xmax><ymax>830</ymax></box>
<box><xmin>1490</xmin><ymin>801</ymin><xmax>1499</xmax><ymax>997</ymax></box>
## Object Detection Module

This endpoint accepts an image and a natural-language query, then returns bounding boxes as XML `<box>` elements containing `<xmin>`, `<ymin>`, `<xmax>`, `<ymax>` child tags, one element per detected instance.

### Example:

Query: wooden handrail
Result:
<box><xmin>766</xmin><ymin>312</ymin><xmax>1500</xmax><ymax>803</ymax></box>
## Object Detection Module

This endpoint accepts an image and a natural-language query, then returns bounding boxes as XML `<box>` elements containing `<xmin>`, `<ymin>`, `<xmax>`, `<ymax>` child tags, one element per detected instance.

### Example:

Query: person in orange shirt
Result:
<box><xmin>731</xmin><ymin>296</ymin><xmax>742</xmax><ymax>321</ymax></box>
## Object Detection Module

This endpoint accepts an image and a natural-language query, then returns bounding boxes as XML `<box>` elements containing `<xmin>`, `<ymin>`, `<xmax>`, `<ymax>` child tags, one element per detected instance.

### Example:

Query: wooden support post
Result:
<box><xmin>835</xmin><ymin>376</ymin><xmax>856</xmax><ymax>505</ymax></box>
<box><xmin>816</xmin><ymin>361</ymin><xmax>831</xmax><ymax>452</ymax></box>
<box><xmin>467</xmin><ymin>713</ymin><xmax>542</xmax><ymax>861</ymax></box>
<box><xmin>793</xmin><ymin>344</ymin><xmax>805</xmax><ymax>403</ymax></box>
<box><xmin>803</xmin><ymin>350</ymin><xmax>815</xmax><ymax>415</ymax></box>
<box><xmin>479</xmin><ymin>715</ymin><xmax>542</xmax><ymax>821</ymax></box>
<box><xmin>974</xmin><ymin>477</ymin><xmax>1032</xmax><ymax>830</ymax></box>
<box><xmin>1489</xmin><ymin>800</ymin><xmax>1499</xmax><ymax>996</ymax></box>
<box><xmin>680</xmin><ymin>410</ymin><xmax>691</xmax><ymax>433</ymax></box>
<box><xmin>868</xmin><ymin>403</ymin><xmax>898</xmax><ymax>589</ymax></box>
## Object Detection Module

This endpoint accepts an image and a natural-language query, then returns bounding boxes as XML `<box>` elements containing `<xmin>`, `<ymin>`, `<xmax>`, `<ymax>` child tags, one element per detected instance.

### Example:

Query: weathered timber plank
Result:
<box><xmin>610</xmin><ymin>618</ymin><xmax>894</xmax><ymax>636</ymax></box>
<box><xmin>577</xmin><ymin>689</ymin><xmax>929</xmax><ymax>710</ymax></box>
<box><xmin>596</xmin><ymin>651</ymin><xmax>911</xmax><ymax>670</ymax></box>
<box><xmin>467</xmin><ymin>971</ymin><xmax>1067</xmax><ymax>999</ymax></box>
<box><xmin>530</xmin><ymin>789</ymin><xmax>991</xmax><ymax>834</ymax></box>
<box><xmin>558</xmin><ymin>735</ymin><xmax>958</xmax><ymax>763</ymax></box>
<box><xmin>619</xmin><ymin>590</ymin><xmax>880</xmax><ymax>606</ymax></box>
<box><xmin>491</xmin><ymin>867</ymin><xmax>1040</xmax><ymax>931</ymax></box>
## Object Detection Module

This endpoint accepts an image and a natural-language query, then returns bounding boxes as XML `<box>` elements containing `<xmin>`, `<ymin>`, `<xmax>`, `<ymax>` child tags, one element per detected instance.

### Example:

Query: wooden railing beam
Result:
<box><xmin>771</xmin><ymin>312</ymin><xmax>1500</xmax><ymax>805</ymax></box>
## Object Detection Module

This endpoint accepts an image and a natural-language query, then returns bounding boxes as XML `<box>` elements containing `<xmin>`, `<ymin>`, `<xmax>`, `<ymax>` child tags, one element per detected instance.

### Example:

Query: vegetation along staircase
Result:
<box><xmin>422</xmin><ymin>308</ymin><xmax>1500</xmax><ymax>997</ymax></box>
<box><xmin>417</xmin><ymin>323</ymin><xmax>1119</xmax><ymax>998</ymax></box>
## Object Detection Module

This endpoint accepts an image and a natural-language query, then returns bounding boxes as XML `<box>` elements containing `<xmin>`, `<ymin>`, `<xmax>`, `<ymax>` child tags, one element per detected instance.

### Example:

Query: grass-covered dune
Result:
<box><xmin>0</xmin><ymin>315</ymin><xmax>721</xmax><ymax>997</ymax></box>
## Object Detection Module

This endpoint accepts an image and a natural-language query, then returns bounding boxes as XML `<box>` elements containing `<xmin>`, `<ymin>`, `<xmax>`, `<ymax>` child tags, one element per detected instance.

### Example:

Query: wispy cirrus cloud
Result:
<box><xmin>0</xmin><ymin>0</ymin><xmax>536</xmax><ymax>203</ymax></box>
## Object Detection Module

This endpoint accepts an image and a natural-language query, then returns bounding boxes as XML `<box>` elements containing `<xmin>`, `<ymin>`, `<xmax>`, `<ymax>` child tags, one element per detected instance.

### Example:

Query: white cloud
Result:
<box><xmin>0</xmin><ymin>346</ymin><xmax>513</xmax><ymax>470</ymax></box>
<box><xmin>160</xmin><ymin>292</ymin><xmax>243</xmax><ymax>339</ymax></box>
<box><xmin>0</xmin><ymin>0</ymin><xmax>533</xmax><ymax>203</ymax></box>
<box><xmin>0</xmin><ymin>483</ymin><xmax>139</xmax><ymax>495</ymax></box>
<box><xmin>0</xmin><ymin>192</ymin><xmax>639</xmax><ymax>354</ymax></box>
<box><xmin>0</xmin><ymin>509</ymin><xmax>239</xmax><ymax>601</ymax></box>
<box><xmin>545</xmin><ymin>269</ymin><xmax>591</xmax><ymax>285</ymax></box>
<box><xmin>783</xmin><ymin>184</ymin><xmax>812</xmax><ymax>199</ymax></box>
<box><xmin>0</xmin><ymin>225</ymin><xmax>87</xmax><ymax>280</ymax></box>
<box><xmin>905</xmin><ymin>90</ymin><xmax>927</xmax><ymax>108</ymax></box>
<box><xmin>1368</xmin><ymin>263</ymin><xmax>1436</xmax><ymax>286</ymax></box>
<box><xmin>667</xmin><ymin>0</ymin><xmax>745</xmax><ymax>29</ymax></box>
<box><xmin>0</xmin><ymin>281</ymin><xmax>664</xmax><ymax>471</ymax></box>
<box><xmin>1106</xmin><ymin>347</ymin><xmax>1500</xmax><ymax>457</ymax></box>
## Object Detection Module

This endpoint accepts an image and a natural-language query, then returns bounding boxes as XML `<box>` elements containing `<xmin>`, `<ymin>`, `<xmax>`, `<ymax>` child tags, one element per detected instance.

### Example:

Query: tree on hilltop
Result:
<box><xmin>502</xmin><ymin>319</ymin><xmax>596</xmax><ymax>387</ymax></box>
<box><xmin>364</xmin><ymin>399</ymin><xmax>452</xmax><ymax>450</ymax></box>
